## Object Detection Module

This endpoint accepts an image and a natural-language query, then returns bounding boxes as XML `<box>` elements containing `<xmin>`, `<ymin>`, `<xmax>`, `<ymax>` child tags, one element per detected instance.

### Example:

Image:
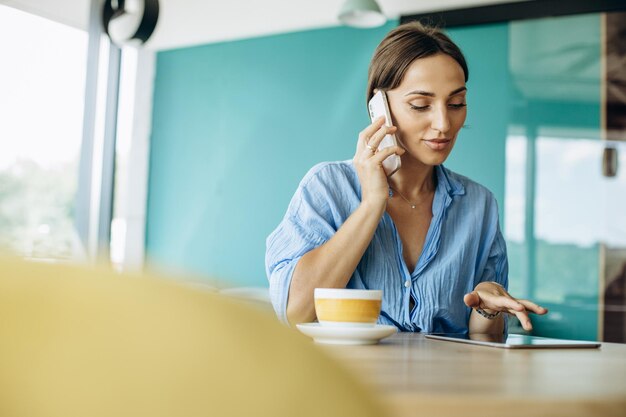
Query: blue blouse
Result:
<box><xmin>265</xmin><ymin>161</ymin><xmax>508</xmax><ymax>333</ymax></box>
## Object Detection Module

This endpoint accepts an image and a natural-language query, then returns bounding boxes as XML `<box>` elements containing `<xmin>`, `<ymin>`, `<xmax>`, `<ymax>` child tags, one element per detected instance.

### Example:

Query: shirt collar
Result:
<box><xmin>435</xmin><ymin>165</ymin><xmax>465</xmax><ymax>197</ymax></box>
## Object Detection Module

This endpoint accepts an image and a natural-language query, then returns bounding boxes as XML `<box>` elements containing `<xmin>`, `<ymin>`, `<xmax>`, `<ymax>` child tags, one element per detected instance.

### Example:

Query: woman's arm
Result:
<box><xmin>286</xmin><ymin>118</ymin><xmax>403</xmax><ymax>326</ymax></box>
<box><xmin>287</xmin><ymin>200</ymin><xmax>385</xmax><ymax>325</ymax></box>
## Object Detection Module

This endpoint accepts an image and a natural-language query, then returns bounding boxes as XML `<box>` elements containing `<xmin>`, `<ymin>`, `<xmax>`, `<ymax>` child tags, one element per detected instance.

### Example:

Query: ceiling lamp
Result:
<box><xmin>338</xmin><ymin>0</ymin><xmax>387</xmax><ymax>28</ymax></box>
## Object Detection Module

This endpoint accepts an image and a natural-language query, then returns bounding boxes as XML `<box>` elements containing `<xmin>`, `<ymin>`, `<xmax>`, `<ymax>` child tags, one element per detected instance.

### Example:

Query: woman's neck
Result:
<box><xmin>388</xmin><ymin>159</ymin><xmax>437</xmax><ymax>201</ymax></box>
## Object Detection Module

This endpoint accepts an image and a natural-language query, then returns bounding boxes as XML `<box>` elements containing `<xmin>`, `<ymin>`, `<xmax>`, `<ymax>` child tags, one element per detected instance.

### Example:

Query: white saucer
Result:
<box><xmin>296</xmin><ymin>323</ymin><xmax>397</xmax><ymax>345</ymax></box>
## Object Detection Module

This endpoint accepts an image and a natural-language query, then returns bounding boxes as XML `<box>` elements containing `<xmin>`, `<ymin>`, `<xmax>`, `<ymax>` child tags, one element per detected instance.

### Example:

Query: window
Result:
<box><xmin>0</xmin><ymin>5</ymin><xmax>87</xmax><ymax>260</ymax></box>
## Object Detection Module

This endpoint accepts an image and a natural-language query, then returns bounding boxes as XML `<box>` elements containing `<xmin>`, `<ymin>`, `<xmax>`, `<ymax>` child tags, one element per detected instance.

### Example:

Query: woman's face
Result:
<box><xmin>385</xmin><ymin>53</ymin><xmax>467</xmax><ymax>167</ymax></box>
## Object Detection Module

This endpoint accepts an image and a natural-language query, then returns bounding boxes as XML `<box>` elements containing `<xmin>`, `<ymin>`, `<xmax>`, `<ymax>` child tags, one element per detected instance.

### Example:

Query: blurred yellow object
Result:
<box><xmin>0</xmin><ymin>256</ymin><xmax>384</xmax><ymax>417</ymax></box>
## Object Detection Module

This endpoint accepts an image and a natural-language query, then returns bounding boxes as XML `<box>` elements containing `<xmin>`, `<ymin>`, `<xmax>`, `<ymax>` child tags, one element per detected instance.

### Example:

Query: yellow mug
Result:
<box><xmin>314</xmin><ymin>288</ymin><xmax>382</xmax><ymax>327</ymax></box>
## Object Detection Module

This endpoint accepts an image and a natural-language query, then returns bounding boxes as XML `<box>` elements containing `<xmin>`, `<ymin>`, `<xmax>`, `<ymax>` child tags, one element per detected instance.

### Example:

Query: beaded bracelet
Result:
<box><xmin>474</xmin><ymin>307</ymin><xmax>501</xmax><ymax>320</ymax></box>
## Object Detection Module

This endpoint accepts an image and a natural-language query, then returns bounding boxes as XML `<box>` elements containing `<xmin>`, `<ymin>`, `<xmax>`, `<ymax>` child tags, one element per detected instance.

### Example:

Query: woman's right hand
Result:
<box><xmin>353</xmin><ymin>116</ymin><xmax>405</xmax><ymax>209</ymax></box>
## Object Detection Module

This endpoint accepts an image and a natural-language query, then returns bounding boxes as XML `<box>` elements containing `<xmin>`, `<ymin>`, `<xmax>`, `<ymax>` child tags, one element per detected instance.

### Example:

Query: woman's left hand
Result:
<box><xmin>463</xmin><ymin>282</ymin><xmax>548</xmax><ymax>331</ymax></box>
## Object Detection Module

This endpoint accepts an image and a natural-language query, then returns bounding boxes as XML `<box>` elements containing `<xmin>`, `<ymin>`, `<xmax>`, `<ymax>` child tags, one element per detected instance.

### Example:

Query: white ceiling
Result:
<box><xmin>1</xmin><ymin>0</ymin><xmax>527</xmax><ymax>50</ymax></box>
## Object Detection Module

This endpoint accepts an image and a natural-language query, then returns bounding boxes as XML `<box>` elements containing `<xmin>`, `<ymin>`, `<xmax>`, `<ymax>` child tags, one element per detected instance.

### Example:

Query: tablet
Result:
<box><xmin>425</xmin><ymin>333</ymin><xmax>601</xmax><ymax>349</ymax></box>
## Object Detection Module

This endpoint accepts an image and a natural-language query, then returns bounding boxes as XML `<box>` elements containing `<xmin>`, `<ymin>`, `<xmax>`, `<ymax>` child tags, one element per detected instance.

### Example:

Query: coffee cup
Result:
<box><xmin>314</xmin><ymin>288</ymin><xmax>382</xmax><ymax>327</ymax></box>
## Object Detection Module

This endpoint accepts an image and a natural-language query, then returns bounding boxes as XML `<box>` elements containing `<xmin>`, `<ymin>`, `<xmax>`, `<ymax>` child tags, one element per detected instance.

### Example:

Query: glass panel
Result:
<box><xmin>503</xmin><ymin>12</ymin><xmax>626</xmax><ymax>341</ymax></box>
<box><xmin>0</xmin><ymin>6</ymin><xmax>87</xmax><ymax>260</ymax></box>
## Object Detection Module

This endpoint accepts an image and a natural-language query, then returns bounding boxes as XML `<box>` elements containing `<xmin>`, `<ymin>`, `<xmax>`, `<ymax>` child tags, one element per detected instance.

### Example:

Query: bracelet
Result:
<box><xmin>474</xmin><ymin>307</ymin><xmax>501</xmax><ymax>320</ymax></box>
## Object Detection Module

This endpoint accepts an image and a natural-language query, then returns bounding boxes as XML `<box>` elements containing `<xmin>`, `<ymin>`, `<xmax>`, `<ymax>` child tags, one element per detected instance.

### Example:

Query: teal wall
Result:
<box><xmin>147</xmin><ymin>22</ymin><xmax>400</xmax><ymax>286</ymax></box>
<box><xmin>445</xmin><ymin>23</ymin><xmax>510</xmax><ymax>219</ymax></box>
<box><xmin>146</xmin><ymin>21</ymin><xmax>511</xmax><ymax>288</ymax></box>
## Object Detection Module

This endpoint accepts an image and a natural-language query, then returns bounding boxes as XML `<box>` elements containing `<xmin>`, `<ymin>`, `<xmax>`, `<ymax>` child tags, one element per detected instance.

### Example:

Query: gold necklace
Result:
<box><xmin>389</xmin><ymin>187</ymin><xmax>416</xmax><ymax>209</ymax></box>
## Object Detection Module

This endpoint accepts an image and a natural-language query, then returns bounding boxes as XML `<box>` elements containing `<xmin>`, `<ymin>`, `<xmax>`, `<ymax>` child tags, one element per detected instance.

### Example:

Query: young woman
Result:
<box><xmin>266</xmin><ymin>22</ymin><xmax>547</xmax><ymax>333</ymax></box>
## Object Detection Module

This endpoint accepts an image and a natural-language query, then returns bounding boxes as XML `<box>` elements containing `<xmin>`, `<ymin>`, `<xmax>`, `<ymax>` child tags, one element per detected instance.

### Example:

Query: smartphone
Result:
<box><xmin>368</xmin><ymin>90</ymin><xmax>401</xmax><ymax>177</ymax></box>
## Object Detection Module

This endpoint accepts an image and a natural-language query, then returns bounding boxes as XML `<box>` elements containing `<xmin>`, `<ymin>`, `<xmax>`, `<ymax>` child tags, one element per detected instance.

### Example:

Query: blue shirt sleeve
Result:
<box><xmin>265</xmin><ymin>165</ymin><xmax>341</xmax><ymax>324</ymax></box>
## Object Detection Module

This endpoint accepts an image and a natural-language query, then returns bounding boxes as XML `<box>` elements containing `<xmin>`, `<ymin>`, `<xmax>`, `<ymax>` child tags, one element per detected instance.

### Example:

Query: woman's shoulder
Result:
<box><xmin>285</xmin><ymin>160</ymin><xmax>360</xmax><ymax>221</ymax></box>
<box><xmin>439</xmin><ymin>166</ymin><xmax>501</xmax><ymax>230</ymax></box>
<box><xmin>299</xmin><ymin>160</ymin><xmax>358</xmax><ymax>190</ymax></box>
<box><xmin>439</xmin><ymin>165</ymin><xmax>495</xmax><ymax>201</ymax></box>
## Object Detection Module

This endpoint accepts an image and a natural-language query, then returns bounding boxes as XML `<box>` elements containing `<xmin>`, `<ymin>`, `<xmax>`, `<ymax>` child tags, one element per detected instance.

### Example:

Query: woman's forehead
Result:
<box><xmin>398</xmin><ymin>54</ymin><xmax>466</xmax><ymax>91</ymax></box>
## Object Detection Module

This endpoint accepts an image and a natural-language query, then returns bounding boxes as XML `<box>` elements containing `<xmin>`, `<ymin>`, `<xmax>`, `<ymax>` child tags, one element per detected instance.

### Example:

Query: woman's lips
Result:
<box><xmin>423</xmin><ymin>138</ymin><xmax>452</xmax><ymax>151</ymax></box>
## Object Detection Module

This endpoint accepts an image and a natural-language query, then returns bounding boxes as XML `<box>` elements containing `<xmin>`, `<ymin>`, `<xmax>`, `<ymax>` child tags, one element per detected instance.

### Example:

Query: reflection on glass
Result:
<box><xmin>536</xmin><ymin>137</ymin><xmax>625</xmax><ymax>248</ymax></box>
<box><xmin>503</xmin><ymin>12</ymin><xmax>626</xmax><ymax>342</ymax></box>
<box><xmin>0</xmin><ymin>6</ymin><xmax>87</xmax><ymax>260</ymax></box>
<box><xmin>535</xmin><ymin>137</ymin><xmax>626</xmax><ymax>302</ymax></box>
<box><xmin>505</xmin><ymin>134</ymin><xmax>527</xmax><ymax>298</ymax></box>
<box><xmin>506</xmin><ymin>133</ymin><xmax>626</xmax><ymax>341</ymax></box>
<box><xmin>468</xmin><ymin>333</ymin><xmax>508</xmax><ymax>343</ymax></box>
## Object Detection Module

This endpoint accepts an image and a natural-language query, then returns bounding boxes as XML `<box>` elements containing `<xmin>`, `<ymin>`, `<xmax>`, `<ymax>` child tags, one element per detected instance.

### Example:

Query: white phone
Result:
<box><xmin>368</xmin><ymin>90</ymin><xmax>401</xmax><ymax>176</ymax></box>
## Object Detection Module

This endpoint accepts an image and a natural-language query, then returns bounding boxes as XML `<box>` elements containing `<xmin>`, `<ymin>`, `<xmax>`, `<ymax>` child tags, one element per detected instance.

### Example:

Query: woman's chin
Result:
<box><xmin>402</xmin><ymin>149</ymin><xmax>452</xmax><ymax>167</ymax></box>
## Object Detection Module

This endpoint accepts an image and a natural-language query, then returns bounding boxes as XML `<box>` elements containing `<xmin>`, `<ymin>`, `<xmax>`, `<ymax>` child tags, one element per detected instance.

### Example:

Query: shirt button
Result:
<box><xmin>404</xmin><ymin>280</ymin><xmax>411</xmax><ymax>288</ymax></box>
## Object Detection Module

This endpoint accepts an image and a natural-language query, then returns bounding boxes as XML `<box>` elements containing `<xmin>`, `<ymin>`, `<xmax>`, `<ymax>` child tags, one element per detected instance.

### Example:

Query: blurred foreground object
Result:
<box><xmin>0</xmin><ymin>257</ymin><xmax>383</xmax><ymax>417</ymax></box>
<box><xmin>103</xmin><ymin>0</ymin><xmax>159</xmax><ymax>46</ymax></box>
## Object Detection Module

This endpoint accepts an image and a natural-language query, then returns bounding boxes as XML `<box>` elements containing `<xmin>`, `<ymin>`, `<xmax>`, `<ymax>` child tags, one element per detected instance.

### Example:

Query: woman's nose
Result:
<box><xmin>431</xmin><ymin>106</ymin><xmax>451</xmax><ymax>134</ymax></box>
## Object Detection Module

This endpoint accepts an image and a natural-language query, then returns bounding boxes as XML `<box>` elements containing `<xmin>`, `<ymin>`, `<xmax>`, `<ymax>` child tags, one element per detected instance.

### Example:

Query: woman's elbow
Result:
<box><xmin>286</xmin><ymin>296</ymin><xmax>315</xmax><ymax>326</ymax></box>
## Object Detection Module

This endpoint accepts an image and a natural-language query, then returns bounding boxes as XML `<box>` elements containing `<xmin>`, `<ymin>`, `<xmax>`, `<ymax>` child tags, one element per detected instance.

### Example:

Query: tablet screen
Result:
<box><xmin>425</xmin><ymin>333</ymin><xmax>601</xmax><ymax>349</ymax></box>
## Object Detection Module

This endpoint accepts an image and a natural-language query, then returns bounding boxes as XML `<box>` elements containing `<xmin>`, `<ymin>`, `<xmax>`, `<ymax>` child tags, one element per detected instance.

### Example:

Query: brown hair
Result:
<box><xmin>366</xmin><ymin>22</ymin><xmax>468</xmax><ymax>106</ymax></box>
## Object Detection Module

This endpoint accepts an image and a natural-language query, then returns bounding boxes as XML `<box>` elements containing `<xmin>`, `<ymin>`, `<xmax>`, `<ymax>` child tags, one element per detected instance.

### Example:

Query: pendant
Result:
<box><xmin>411</xmin><ymin>205</ymin><xmax>416</xmax><ymax>209</ymax></box>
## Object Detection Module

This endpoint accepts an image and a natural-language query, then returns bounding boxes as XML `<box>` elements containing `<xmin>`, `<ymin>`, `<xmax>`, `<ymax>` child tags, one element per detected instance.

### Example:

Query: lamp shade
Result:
<box><xmin>338</xmin><ymin>0</ymin><xmax>387</xmax><ymax>28</ymax></box>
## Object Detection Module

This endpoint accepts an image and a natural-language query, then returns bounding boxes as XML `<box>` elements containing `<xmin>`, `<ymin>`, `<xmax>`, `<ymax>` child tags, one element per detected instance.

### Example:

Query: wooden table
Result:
<box><xmin>321</xmin><ymin>333</ymin><xmax>626</xmax><ymax>417</ymax></box>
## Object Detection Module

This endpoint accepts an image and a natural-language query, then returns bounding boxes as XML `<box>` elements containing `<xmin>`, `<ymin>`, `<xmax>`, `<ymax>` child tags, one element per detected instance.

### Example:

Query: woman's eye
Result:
<box><xmin>410</xmin><ymin>103</ymin><xmax>466</xmax><ymax>112</ymax></box>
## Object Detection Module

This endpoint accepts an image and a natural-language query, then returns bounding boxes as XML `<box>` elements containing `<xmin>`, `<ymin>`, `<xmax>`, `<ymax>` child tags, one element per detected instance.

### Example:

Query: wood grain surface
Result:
<box><xmin>321</xmin><ymin>333</ymin><xmax>626</xmax><ymax>417</ymax></box>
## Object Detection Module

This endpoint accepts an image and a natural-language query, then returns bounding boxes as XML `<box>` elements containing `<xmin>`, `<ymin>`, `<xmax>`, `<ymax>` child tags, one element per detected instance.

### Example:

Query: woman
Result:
<box><xmin>265</xmin><ymin>22</ymin><xmax>547</xmax><ymax>333</ymax></box>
